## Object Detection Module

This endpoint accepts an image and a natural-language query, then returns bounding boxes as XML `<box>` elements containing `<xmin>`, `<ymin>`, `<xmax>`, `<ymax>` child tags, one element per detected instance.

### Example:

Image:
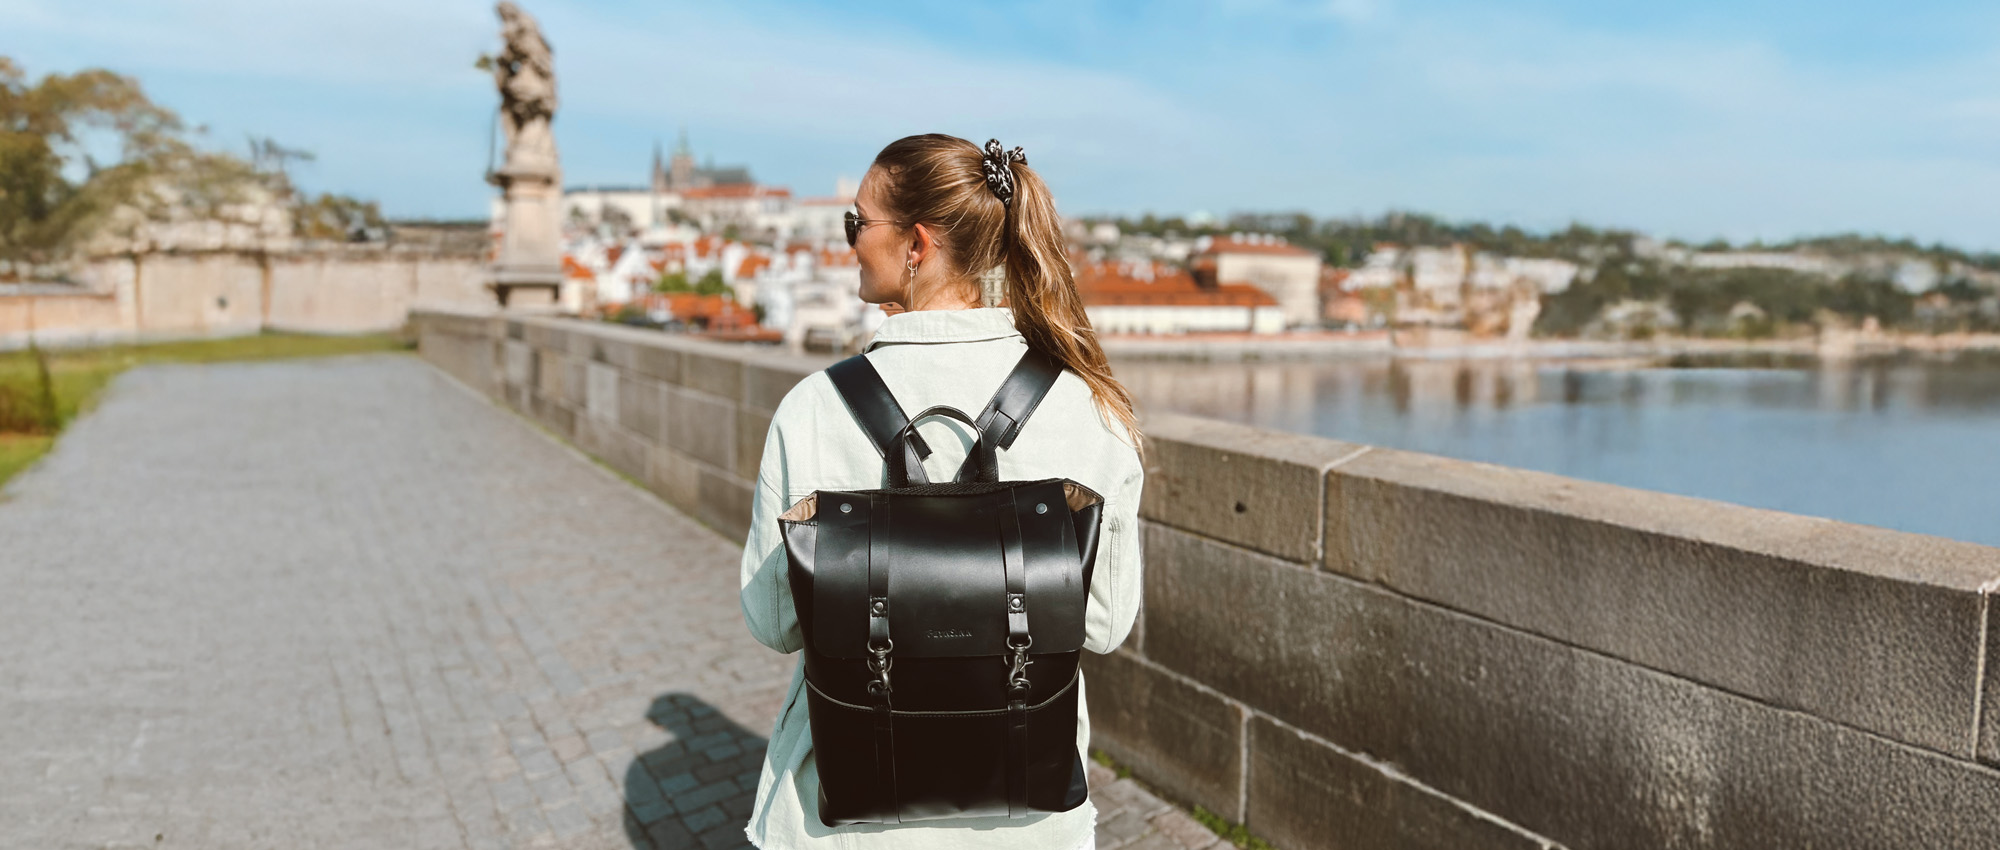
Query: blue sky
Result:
<box><xmin>7</xmin><ymin>0</ymin><xmax>1999</xmax><ymax>249</ymax></box>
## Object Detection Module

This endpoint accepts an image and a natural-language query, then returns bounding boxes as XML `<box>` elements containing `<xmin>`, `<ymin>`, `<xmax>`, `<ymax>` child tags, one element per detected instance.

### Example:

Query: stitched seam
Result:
<box><xmin>1005</xmin><ymin>362</ymin><xmax>1059</xmax><ymax>445</ymax></box>
<box><xmin>807</xmin><ymin>670</ymin><xmax>1080</xmax><ymax>715</ymax></box>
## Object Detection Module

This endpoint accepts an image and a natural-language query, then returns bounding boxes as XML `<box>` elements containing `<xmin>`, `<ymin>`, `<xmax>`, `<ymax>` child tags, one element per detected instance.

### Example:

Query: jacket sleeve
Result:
<box><xmin>739</xmin><ymin>392</ymin><xmax>806</xmax><ymax>655</ymax></box>
<box><xmin>1082</xmin><ymin>449</ymin><xmax>1145</xmax><ymax>655</ymax></box>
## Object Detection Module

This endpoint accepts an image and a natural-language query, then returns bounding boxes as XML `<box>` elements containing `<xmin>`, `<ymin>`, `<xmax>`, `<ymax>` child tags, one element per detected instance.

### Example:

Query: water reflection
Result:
<box><xmin>1116</xmin><ymin>353</ymin><xmax>2000</xmax><ymax>548</ymax></box>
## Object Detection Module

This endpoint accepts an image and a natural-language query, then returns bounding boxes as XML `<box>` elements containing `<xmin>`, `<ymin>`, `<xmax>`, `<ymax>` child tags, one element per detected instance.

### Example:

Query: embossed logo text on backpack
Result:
<box><xmin>926</xmin><ymin>628</ymin><xmax>973</xmax><ymax>639</ymax></box>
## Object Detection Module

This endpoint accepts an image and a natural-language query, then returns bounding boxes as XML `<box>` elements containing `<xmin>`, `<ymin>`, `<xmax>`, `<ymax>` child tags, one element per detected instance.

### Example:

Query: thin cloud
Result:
<box><xmin>4</xmin><ymin>0</ymin><xmax>1996</xmax><ymax>247</ymax></box>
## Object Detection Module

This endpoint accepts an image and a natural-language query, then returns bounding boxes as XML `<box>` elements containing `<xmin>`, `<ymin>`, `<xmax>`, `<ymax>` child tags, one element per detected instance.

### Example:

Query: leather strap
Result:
<box><xmin>1000</xmin><ymin>493</ymin><xmax>1032</xmax><ymax>817</ymax></box>
<box><xmin>866</xmin><ymin>492</ymin><xmax>893</xmax><ymax>657</ymax></box>
<box><xmin>865</xmin><ymin>492</ymin><xmax>900</xmax><ymax>822</ymax></box>
<box><xmin>954</xmin><ymin>348</ymin><xmax>1063</xmax><ymax>483</ymax></box>
<box><xmin>1000</xmin><ymin>496</ymin><xmax>1030</xmax><ymax>649</ymax></box>
<box><xmin>1007</xmin><ymin>697</ymin><xmax>1029</xmax><ymax>818</ymax></box>
<box><xmin>827</xmin><ymin>354</ymin><xmax>931</xmax><ymax>468</ymax></box>
<box><xmin>883</xmin><ymin>405</ymin><xmax>997</xmax><ymax>489</ymax></box>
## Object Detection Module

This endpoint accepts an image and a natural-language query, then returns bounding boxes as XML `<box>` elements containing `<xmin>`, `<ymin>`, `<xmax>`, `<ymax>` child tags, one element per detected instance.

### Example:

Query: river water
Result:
<box><xmin>1115</xmin><ymin>352</ymin><xmax>2000</xmax><ymax>548</ymax></box>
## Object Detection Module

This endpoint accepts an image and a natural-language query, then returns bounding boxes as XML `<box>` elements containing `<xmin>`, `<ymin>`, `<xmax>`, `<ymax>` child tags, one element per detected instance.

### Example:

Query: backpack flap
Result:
<box><xmin>782</xmin><ymin>479</ymin><xmax>1102</xmax><ymax>660</ymax></box>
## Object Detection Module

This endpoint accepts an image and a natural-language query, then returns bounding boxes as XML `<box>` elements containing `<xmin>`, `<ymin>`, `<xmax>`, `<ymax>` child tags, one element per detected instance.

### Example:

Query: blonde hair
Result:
<box><xmin>871</xmin><ymin>134</ymin><xmax>1141</xmax><ymax>453</ymax></box>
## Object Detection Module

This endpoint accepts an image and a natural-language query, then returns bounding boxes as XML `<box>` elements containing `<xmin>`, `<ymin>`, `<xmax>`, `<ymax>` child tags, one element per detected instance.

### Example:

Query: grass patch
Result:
<box><xmin>1189</xmin><ymin>806</ymin><xmax>1278</xmax><ymax>850</ymax></box>
<box><xmin>1090</xmin><ymin>748</ymin><xmax>1132</xmax><ymax>780</ymax></box>
<box><xmin>0</xmin><ymin>331</ymin><xmax>411</xmax><ymax>489</ymax></box>
<box><xmin>0</xmin><ymin>434</ymin><xmax>53</xmax><ymax>488</ymax></box>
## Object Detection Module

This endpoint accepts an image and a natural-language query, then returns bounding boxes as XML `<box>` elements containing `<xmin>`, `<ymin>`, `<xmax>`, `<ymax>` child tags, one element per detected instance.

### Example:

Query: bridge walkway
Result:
<box><xmin>0</xmin><ymin>354</ymin><xmax>1214</xmax><ymax>850</ymax></box>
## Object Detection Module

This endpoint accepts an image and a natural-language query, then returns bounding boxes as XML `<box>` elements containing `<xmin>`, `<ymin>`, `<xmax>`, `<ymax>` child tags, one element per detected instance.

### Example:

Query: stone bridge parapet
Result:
<box><xmin>413</xmin><ymin>308</ymin><xmax>2000</xmax><ymax>849</ymax></box>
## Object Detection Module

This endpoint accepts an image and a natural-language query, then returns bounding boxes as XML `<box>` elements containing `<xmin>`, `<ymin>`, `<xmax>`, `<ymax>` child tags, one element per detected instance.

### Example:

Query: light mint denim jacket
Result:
<box><xmin>738</xmin><ymin>308</ymin><xmax>1145</xmax><ymax>849</ymax></box>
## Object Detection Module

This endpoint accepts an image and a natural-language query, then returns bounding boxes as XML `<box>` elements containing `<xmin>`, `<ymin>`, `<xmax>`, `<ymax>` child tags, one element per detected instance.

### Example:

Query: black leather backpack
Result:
<box><xmin>778</xmin><ymin>348</ymin><xmax>1104</xmax><ymax>826</ymax></box>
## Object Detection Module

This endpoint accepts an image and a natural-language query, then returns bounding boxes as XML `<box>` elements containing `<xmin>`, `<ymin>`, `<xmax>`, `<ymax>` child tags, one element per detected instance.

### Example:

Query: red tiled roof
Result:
<box><xmin>682</xmin><ymin>184</ymin><xmax>792</xmax><ymax>200</ymax></box>
<box><xmin>737</xmin><ymin>255</ymin><xmax>771</xmax><ymax>279</ymax></box>
<box><xmin>1075</xmin><ymin>262</ymin><xmax>1278</xmax><ymax>308</ymax></box>
<box><xmin>1319</xmin><ymin>267</ymin><xmax>1352</xmax><ymax>294</ymax></box>
<box><xmin>1202</xmin><ymin>237</ymin><xmax>1316</xmax><ymax>258</ymax></box>
<box><xmin>562</xmin><ymin>256</ymin><xmax>594</xmax><ymax>280</ymax></box>
<box><xmin>668</xmin><ymin>293</ymin><xmax>758</xmax><ymax>331</ymax></box>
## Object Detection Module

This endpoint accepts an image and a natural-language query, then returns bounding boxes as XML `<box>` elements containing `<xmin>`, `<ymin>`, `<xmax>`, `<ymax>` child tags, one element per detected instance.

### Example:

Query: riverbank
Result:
<box><xmin>1103</xmin><ymin>329</ymin><xmax>2000</xmax><ymax>362</ymax></box>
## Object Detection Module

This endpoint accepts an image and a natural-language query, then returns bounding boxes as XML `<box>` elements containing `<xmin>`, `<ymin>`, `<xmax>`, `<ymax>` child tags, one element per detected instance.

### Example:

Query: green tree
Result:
<box><xmin>1825</xmin><ymin>273</ymin><xmax>1914</xmax><ymax>325</ymax></box>
<box><xmin>295</xmin><ymin>192</ymin><xmax>386</xmax><ymax>241</ymax></box>
<box><xmin>693</xmin><ymin>269</ymin><xmax>729</xmax><ymax>296</ymax></box>
<box><xmin>1</xmin><ymin>57</ymin><xmax>273</xmax><ymax>275</ymax></box>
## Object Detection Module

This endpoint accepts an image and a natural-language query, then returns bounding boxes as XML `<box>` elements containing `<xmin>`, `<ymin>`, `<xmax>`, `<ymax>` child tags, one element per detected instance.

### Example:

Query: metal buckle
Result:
<box><xmin>867</xmin><ymin>638</ymin><xmax>895</xmax><ymax>697</ymax></box>
<box><xmin>1005</xmin><ymin>635</ymin><xmax>1033</xmax><ymax>694</ymax></box>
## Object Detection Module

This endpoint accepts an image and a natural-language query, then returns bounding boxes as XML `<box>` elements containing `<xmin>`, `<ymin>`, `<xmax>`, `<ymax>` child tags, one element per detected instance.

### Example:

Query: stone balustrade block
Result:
<box><xmin>617</xmin><ymin>375</ymin><xmax>662</xmax><ymax>440</ymax></box>
<box><xmin>1326</xmin><ymin>446</ymin><xmax>2000</xmax><ymax>757</ymax></box>
<box><xmin>1247</xmin><ymin>716</ymin><xmax>1548</xmax><ymax>850</ymax></box>
<box><xmin>1140</xmin><ymin>413</ymin><xmax>1365</xmax><ymax>564</ymax></box>
<box><xmin>584</xmin><ymin>362</ymin><xmax>619</xmax><ymax>423</ymax></box>
<box><xmin>737</xmin><ymin>409</ymin><xmax>773</xmax><ymax>482</ymax></box>
<box><xmin>1080</xmin><ymin>649</ymin><xmax>1245</xmax><ymax>821</ymax></box>
<box><xmin>742</xmin><ymin>360</ymin><xmax>823</xmax><ymax>415</ymax></box>
<box><xmin>664</xmin><ymin>387</ymin><xmax>736</xmax><ymax>470</ymax></box>
<box><xmin>1144</xmin><ymin>521</ymin><xmax>2000</xmax><ymax>848</ymax></box>
<box><xmin>683</xmin><ymin>352</ymin><xmax>743</xmax><ymax>402</ymax></box>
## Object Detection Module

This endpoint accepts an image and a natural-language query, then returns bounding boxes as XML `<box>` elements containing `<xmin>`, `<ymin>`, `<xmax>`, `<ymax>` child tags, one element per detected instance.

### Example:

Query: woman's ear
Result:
<box><xmin>908</xmin><ymin>223</ymin><xmax>933</xmax><ymax>265</ymax></box>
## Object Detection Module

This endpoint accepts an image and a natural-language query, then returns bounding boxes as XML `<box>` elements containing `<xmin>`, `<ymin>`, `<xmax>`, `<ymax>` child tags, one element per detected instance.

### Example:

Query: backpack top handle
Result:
<box><xmin>827</xmin><ymin>347</ymin><xmax>1066</xmax><ymax>488</ymax></box>
<box><xmin>884</xmin><ymin>405</ymin><xmax>996</xmax><ymax>488</ymax></box>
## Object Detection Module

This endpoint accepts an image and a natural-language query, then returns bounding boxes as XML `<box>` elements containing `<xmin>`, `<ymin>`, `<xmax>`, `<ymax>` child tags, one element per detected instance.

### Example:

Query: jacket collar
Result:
<box><xmin>865</xmin><ymin>307</ymin><xmax>1022</xmax><ymax>350</ymax></box>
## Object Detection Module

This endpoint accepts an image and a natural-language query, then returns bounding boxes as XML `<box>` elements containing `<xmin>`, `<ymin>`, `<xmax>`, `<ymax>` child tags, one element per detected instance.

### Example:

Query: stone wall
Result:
<box><xmin>411</xmin><ymin>308</ymin><xmax>2000</xmax><ymax>849</ymax></box>
<box><xmin>2</xmin><ymin>250</ymin><xmax>489</xmax><ymax>349</ymax></box>
<box><xmin>0</xmin><ymin>288</ymin><xmax>131</xmax><ymax>348</ymax></box>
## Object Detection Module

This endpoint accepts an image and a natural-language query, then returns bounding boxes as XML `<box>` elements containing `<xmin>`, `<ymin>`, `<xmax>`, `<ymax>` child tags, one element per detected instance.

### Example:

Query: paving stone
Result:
<box><xmin>645</xmin><ymin>818</ymin><xmax>700</xmax><ymax>850</ymax></box>
<box><xmin>1148</xmin><ymin>810</ymin><xmax>1222</xmax><ymax>849</ymax></box>
<box><xmin>680</xmin><ymin>804</ymin><xmax>728</xmax><ymax>834</ymax></box>
<box><xmin>0</xmin><ymin>354</ymin><xmax>1234</xmax><ymax>850</ymax></box>
<box><xmin>1100</xmin><ymin>808</ymin><xmax>1153</xmax><ymax>844</ymax></box>
<box><xmin>530</xmin><ymin>771</ymin><xmax>575</xmax><ymax>807</ymax></box>
<box><xmin>520</xmin><ymin>750</ymin><xmax>563</xmax><ymax>780</ymax></box>
<box><xmin>545</xmin><ymin>801</ymin><xmax>590</xmax><ymax>839</ymax></box>
<box><xmin>0</xmin><ymin>357</ymin><xmax>794</xmax><ymax>850</ymax></box>
<box><xmin>551</xmin><ymin>734</ymin><xmax>590</xmax><ymax>764</ymax></box>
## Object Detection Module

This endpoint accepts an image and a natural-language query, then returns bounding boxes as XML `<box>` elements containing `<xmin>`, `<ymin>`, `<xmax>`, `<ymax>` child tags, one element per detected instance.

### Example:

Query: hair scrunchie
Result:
<box><xmin>981</xmin><ymin>139</ymin><xmax>1027</xmax><ymax>207</ymax></box>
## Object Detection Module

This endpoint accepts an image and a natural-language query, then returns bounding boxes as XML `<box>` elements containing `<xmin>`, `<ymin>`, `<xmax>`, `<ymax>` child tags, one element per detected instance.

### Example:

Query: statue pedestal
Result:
<box><xmin>489</xmin><ymin>163</ymin><xmax>563</xmax><ymax>310</ymax></box>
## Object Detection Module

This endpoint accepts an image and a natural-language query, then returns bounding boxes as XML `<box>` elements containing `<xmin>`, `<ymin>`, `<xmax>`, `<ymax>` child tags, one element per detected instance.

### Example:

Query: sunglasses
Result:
<box><xmin>843</xmin><ymin>210</ymin><xmax>902</xmax><ymax>248</ymax></box>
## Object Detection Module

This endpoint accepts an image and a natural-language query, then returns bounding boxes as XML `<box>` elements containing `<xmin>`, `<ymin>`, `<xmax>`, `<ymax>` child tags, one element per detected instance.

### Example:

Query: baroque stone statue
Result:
<box><xmin>485</xmin><ymin>2</ymin><xmax>563</xmax><ymax>308</ymax></box>
<box><xmin>491</xmin><ymin>1</ymin><xmax>558</xmax><ymax>178</ymax></box>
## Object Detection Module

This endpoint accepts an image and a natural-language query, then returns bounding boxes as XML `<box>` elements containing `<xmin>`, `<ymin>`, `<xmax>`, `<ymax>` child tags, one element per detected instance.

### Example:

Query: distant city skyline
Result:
<box><xmin>7</xmin><ymin>0</ymin><xmax>1999</xmax><ymax>250</ymax></box>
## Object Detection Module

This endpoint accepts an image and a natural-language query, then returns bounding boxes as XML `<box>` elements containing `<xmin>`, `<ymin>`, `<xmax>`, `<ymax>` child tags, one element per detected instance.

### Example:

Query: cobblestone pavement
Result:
<box><xmin>0</xmin><ymin>354</ymin><xmax>1221</xmax><ymax>850</ymax></box>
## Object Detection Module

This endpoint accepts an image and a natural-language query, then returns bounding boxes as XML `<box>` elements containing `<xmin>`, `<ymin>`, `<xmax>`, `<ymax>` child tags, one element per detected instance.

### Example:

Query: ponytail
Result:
<box><xmin>871</xmin><ymin>134</ymin><xmax>1143</xmax><ymax>454</ymax></box>
<box><xmin>998</xmin><ymin>164</ymin><xmax>1143</xmax><ymax>454</ymax></box>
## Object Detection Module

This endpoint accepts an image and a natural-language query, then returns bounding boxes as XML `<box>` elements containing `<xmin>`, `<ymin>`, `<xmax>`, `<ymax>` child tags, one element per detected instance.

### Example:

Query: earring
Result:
<box><xmin>904</xmin><ymin>258</ymin><xmax>918</xmax><ymax>308</ymax></box>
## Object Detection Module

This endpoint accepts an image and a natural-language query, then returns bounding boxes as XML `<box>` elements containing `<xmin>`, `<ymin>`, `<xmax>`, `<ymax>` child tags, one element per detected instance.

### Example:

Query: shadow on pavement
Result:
<box><xmin>621</xmin><ymin>692</ymin><xmax>770</xmax><ymax>850</ymax></box>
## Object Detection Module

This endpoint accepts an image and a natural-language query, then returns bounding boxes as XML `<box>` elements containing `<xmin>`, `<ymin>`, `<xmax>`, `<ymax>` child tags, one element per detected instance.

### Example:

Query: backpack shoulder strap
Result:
<box><xmin>825</xmin><ymin>354</ymin><xmax>931</xmax><ymax>462</ymax></box>
<box><xmin>954</xmin><ymin>347</ymin><xmax>1063</xmax><ymax>482</ymax></box>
